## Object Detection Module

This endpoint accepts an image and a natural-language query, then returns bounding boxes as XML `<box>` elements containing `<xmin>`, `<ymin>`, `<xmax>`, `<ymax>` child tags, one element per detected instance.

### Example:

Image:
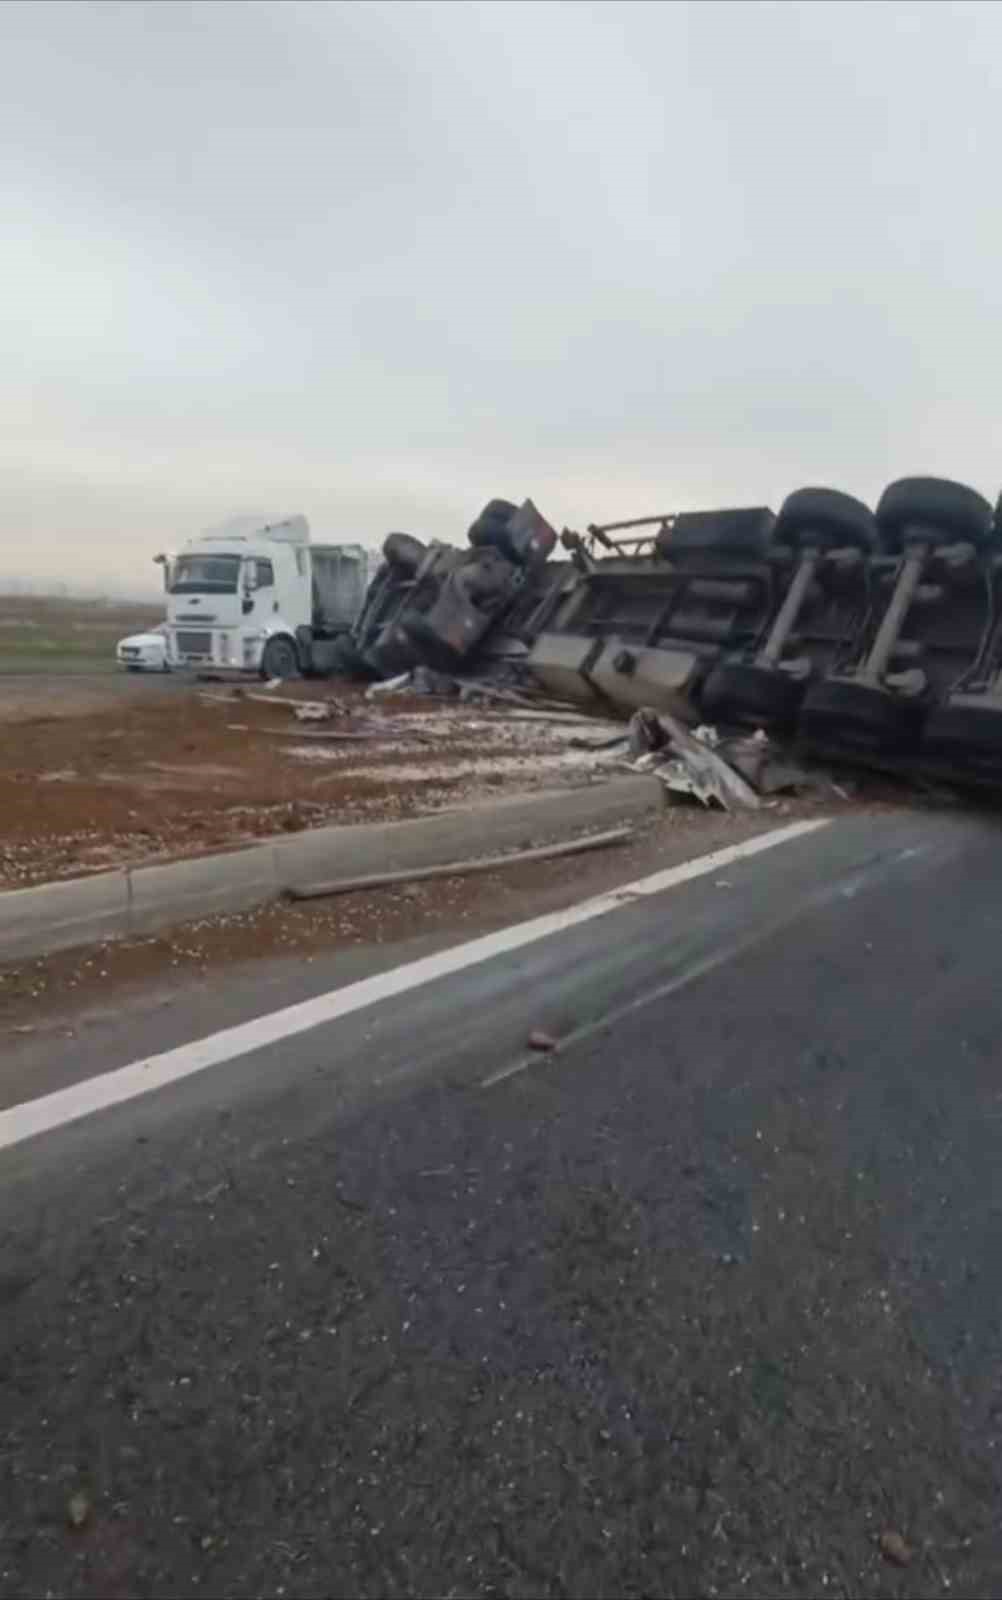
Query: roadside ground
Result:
<box><xmin>0</xmin><ymin>592</ymin><xmax>161</xmax><ymax>679</ymax></box>
<box><xmin>0</xmin><ymin>647</ymin><xmax>934</xmax><ymax>1046</ymax></box>
<box><xmin>0</xmin><ymin>678</ymin><xmax>635</xmax><ymax>890</ymax></box>
<box><xmin>0</xmin><ymin>802</ymin><xmax>835</xmax><ymax>1042</ymax></box>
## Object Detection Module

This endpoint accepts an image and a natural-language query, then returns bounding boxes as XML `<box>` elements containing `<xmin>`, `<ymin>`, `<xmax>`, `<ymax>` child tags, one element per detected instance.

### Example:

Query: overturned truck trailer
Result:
<box><xmin>529</xmin><ymin>476</ymin><xmax>1002</xmax><ymax>787</ymax></box>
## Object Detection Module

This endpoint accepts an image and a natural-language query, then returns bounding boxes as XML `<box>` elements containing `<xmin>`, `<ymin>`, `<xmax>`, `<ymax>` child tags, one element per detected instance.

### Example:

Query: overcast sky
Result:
<box><xmin>3</xmin><ymin>0</ymin><xmax>1001</xmax><ymax>591</ymax></box>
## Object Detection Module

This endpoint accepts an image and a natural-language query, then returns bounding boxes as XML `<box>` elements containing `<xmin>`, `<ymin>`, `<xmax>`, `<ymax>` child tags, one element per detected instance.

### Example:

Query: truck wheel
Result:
<box><xmin>261</xmin><ymin>636</ymin><xmax>299</xmax><ymax>680</ymax></box>
<box><xmin>876</xmin><ymin>477</ymin><xmax>994</xmax><ymax>553</ymax></box>
<box><xmin>655</xmin><ymin>506</ymin><xmax>777</xmax><ymax>560</ymax></box>
<box><xmin>799</xmin><ymin>676</ymin><xmax>926</xmax><ymax>753</ymax></box>
<box><xmin>923</xmin><ymin>700</ymin><xmax>1002</xmax><ymax>779</ymax></box>
<box><xmin>470</xmin><ymin>498</ymin><xmax>518</xmax><ymax>533</ymax></box>
<box><xmin>701</xmin><ymin>659</ymin><xmax>806</xmax><ymax>730</ymax></box>
<box><xmin>774</xmin><ymin>487</ymin><xmax>876</xmax><ymax>551</ymax></box>
<box><xmin>325</xmin><ymin>635</ymin><xmax>375</xmax><ymax>679</ymax></box>
<box><xmin>383</xmin><ymin>533</ymin><xmax>426</xmax><ymax>575</ymax></box>
<box><xmin>468</xmin><ymin>499</ymin><xmax>519</xmax><ymax>557</ymax></box>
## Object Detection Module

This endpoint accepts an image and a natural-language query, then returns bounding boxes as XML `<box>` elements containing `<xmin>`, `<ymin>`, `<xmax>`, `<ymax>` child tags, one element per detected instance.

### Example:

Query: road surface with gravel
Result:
<box><xmin>1</xmin><ymin>808</ymin><xmax>1000</xmax><ymax>1599</ymax></box>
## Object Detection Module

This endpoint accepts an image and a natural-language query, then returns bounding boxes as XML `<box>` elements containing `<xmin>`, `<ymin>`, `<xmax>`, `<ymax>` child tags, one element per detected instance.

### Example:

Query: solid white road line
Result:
<box><xmin>0</xmin><ymin>818</ymin><xmax>827</xmax><ymax>1153</ymax></box>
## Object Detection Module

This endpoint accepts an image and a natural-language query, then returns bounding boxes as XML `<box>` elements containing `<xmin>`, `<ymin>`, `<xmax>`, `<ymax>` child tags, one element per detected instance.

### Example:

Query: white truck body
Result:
<box><xmin>159</xmin><ymin>517</ymin><xmax>375</xmax><ymax>677</ymax></box>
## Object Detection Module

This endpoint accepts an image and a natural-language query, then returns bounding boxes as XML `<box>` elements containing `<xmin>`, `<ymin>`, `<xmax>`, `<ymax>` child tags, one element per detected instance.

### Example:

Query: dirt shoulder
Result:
<box><xmin>0</xmin><ymin>800</ymin><xmax>843</xmax><ymax>1039</ymax></box>
<box><xmin>0</xmin><ymin>669</ymin><xmax>923</xmax><ymax>1042</ymax></box>
<box><xmin>0</xmin><ymin>668</ymin><xmax>185</xmax><ymax>719</ymax></box>
<box><xmin>0</xmin><ymin>593</ymin><xmax>161</xmax><ymax>683</ymax></box>
<box><xmin>0</xmin><ymin>680</ymin><xmax>631</xmax><ymax>890</ymax></box>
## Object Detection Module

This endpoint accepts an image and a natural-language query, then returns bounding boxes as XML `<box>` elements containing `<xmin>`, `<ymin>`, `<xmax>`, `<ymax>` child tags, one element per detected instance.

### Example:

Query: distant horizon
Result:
<box><xmin>0</xmin><ymin>575</ymin><xmax>164</xmax><ymax>604</ymax></box>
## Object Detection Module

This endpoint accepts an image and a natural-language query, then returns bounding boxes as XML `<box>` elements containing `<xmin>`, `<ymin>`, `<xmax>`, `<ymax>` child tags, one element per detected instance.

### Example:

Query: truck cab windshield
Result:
<box><xmin>169</xmin><ymin>555</ymin><xmax>242</xmax><ymax>594</ymax></box>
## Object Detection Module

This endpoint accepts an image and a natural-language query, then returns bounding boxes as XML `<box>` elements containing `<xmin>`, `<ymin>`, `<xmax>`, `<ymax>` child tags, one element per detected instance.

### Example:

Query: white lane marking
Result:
<box><xmin>480</xmin><ymin>927</ymin><xmax>782</xmax><ymax>1088</ymax></box>
<box><xmin>479</xmin><ymin>861</ymin><xmax>870</xmax><ymax>1090</ymax></box>
<box><xmin>0</xmin><ymin>818</ymin><xmax>827</xmax><ymax>1153</ymax></box>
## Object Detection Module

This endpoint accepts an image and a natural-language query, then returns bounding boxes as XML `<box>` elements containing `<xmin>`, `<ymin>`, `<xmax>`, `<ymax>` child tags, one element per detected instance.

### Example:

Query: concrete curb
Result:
<box><xmin>0</xmin><ymin>778</ymin><xmax>663</xmax><ymax>964</ymax></box>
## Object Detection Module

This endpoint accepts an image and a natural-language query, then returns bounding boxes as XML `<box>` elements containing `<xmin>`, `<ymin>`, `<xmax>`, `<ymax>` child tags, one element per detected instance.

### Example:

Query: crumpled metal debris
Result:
<box><xmin>292</xmin><ymin>696</ymin><xmax>350</xmax><ymax>722</ymax></box>
<box><xmin>364</xmin><ymin>667</ymin><xmax>462</xmax><ymax>699</ymax></box>
<box><xmin>626</xmin><ymin>708</ymin><xmax>817</xmax><ymax>810</ymax></box>
<box><xmin>715</xmin><ymin>728</ymin><xmax>814</xmax><ymax>796</ymax></box>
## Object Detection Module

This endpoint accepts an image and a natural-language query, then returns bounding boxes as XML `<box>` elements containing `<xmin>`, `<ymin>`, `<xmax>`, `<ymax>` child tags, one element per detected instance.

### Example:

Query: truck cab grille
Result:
<box><xmin>175</xmin><ymin>630</ymin><xmax>213</xmax><ymax>657</ymax></box>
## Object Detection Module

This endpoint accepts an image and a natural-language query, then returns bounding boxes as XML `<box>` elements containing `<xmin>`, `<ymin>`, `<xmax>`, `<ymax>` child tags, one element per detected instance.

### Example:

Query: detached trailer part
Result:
<box><xmin>800</xmin><ymin>477</ymin><xmax>994</xmax><ymax>755</ymax></box>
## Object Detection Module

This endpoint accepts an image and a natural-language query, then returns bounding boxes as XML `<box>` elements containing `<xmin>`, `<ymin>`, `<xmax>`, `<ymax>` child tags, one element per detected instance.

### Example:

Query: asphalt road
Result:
<box><xmin>2</xmin><ymin>809</ymin><xmax>1001</xmax><ymax>1599</ymax></box>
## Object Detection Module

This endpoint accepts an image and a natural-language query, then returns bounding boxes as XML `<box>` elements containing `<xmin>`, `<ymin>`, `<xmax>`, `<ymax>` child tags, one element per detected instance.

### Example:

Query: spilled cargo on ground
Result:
<box><xmin>338</xmin><ymin>478</ymin><xmax>1002</xmax><ymax>791</ymax></box>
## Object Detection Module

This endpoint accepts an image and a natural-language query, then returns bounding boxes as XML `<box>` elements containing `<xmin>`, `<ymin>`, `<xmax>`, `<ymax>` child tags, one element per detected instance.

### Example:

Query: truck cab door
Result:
<box><xmin>244</xmin><ymin>558</ymin><xmax>277</xmax><ymax>615</ymax></box>
<box><xmin>255</xmin><ymin>558</ymin><xmax>276</xmax><ymax>612</ymax></box>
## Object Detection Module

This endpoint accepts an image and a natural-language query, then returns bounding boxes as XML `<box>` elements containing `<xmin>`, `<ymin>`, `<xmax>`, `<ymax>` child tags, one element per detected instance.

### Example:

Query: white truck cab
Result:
<box><xmin>157</xmin><ymin>517</ymin><xmax>373</xmax><ymax>678</ymax></box>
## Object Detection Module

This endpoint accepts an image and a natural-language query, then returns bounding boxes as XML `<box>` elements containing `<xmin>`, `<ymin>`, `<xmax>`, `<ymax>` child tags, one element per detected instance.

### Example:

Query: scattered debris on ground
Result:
<box><xmin>879</xmin><ymin>1530</ymin><xmax>913</xmax><ymax>1568</ymax></box>
<box><xmin>625</xmin><ymin>709</ymin><xmax>827</xmax><ymax>811</ymax></box>
<box><xmin>286</xmin><ymin>824</ymin><xmax>634</xmax><ymax>902</ymax></box>
<box><xmin>6</xmin><ymin>478</ymin><xmax>999</xmax><ymax>896</ymax></box>
<box><xmin>0</xmin><ymin>805</ymin><xmax>827</xmax><ymax>1034</ymax></box>
<box><xmin>0</xmin><ymin>682</ymin><xmax>629</xmax><ymax>890</ymax></box>
<box><xmin>65</xmin><ymin>1492</ymin><xmax>91</xmax><ymax>1532</ymax></box>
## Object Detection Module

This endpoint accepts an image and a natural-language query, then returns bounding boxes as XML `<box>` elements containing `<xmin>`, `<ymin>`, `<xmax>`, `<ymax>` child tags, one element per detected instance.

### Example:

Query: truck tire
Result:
<box><xmin>383</xmin><ymin>533</ymin><xmax>426</xmax><ymax>574</ymax></box>
<box><xmin>655</xmin><ymin>506</ymin><xmax>776</xmax><ymax>560</ymax></box>
<box><xmin>326</xmin><ymin>634</ymin><xmax>375</xmax><ymax>679</ymax></box>
<box><xmin>467</xmin><ymin>498</ymin><xmax>519</xmax><ymax>556</ymax></box>
<box><xmin>876</xmin><ymin>477</ymin><xmax>994</xmax><ymax>552</ymax></box>
<box><xmin>260</xmin><ymin>636</ymin><xmax>299</xmax><ymax>680</ymax></box>
<box><xmin>700</xmin><ymin>659</ymin><xmax>806</xmax><ymax>730</ymax></box>
<box><xmin>474</xmin><ymin>498</ymin><xmax>518</xmax><ymax>528</ymax></box>
<box><xmin>799</xmin><ymin>676</ymin><xmax>926</xmax><ymax>753</ymax></box>
<box><xmin>774</xmin><ymin>487</ymin><xmax>876</xmax><ymax>551</ymax></box>
<box><xmin>923</xmin><ymin>700</ymin><xmax>1002</xmax><ymax>778</ymax></box>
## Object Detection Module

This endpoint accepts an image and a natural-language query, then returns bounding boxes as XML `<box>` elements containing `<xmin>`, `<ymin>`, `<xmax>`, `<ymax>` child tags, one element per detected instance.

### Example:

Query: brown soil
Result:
<box><xmin>0</xmin><ymin>803</ymin><xmax>825</xmax><ymax>1034</ymax></box>
<box><xmin>0</xmin><ymin>681</ymin><xmax>624</xmax><ymax>889</ymax></box>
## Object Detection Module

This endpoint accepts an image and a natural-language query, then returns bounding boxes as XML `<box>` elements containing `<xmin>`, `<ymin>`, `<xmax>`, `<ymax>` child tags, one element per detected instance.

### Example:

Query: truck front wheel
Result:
<box><xmin>261</xmin><ymin>636</ymin><xmax>299</xmax><ymax>681</ymax></box>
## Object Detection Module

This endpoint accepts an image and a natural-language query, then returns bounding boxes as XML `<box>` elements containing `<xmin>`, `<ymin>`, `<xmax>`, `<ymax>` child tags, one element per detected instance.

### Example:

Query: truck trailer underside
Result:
<box><xmin>341</xmin><ymin>477</ymin><xmax>1002</xmax><ymax>792</ymax></box>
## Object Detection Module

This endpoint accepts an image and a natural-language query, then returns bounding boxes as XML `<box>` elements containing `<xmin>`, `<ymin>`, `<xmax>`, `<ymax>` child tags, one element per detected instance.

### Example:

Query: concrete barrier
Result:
<box><xmin>0</xmin><ymin>778</ymin><xmax>663</xmax><ymax>964</ymax></box>
<box><xmin>0</xmin><ymin>871</ymin><xmax>130</xmax><ymax>961</ymax></box>
<box><xmin>128</xmin><ymin>847</ymin><xmax>278</xmax><ymax>937</ymax></box>
<box><xmin>272</xmin><ymin>778</ymin><xmax>662</xmax><ymax>890</ymax></box>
